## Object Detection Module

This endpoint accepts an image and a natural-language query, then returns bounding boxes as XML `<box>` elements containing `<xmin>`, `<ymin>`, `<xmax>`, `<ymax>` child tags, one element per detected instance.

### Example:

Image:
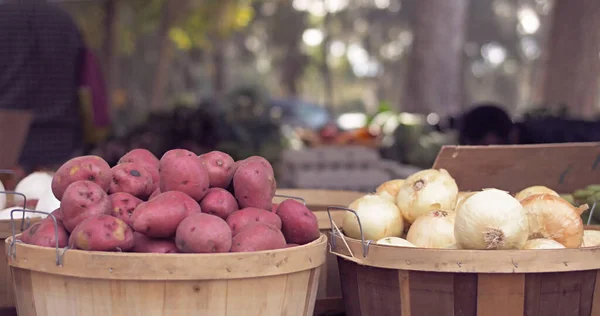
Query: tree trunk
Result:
<box><xmin>211</xmin><ymin>36</ymin><xmax>227</xmax><ymax>100</ymax></box>
<box><xmin>538</xmin><ymin>0</ymin><xmax>600</xmax><ymax>117</ymax></box>
<box><xmin>404</xmin><ymin>0</ymin><xmax>470</xmax><ymax>116</ymax></box>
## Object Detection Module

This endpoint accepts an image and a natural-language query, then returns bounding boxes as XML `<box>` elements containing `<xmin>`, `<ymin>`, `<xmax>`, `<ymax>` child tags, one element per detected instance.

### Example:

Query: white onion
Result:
<box><xmin>0</xmin><ymin>206</ymin><xmax>43</xmax><ymax>220</ymax></box>
<box><xmin>375</xmin><ymin>179</ymin><xmax>405</xmax><ymax>202</ymax></box>
<box><xmin>13</xmin><ymin>171</ymin><xmax>54</xmax><ymax>203</ymax></box>
<box><xmin>343</xmin><ymin>194</ymin><xmax>404</xmax><ymax>241</ymax></box>
<box><xmin>515</xmin><ymin>185</ymin><xmax>559</xmax><ymax>201</ymax></box>
<box><xmin>520</xmin><ymin>194</ymin><xmax>583</xmax><ymax>248</ymax></box>
<box><xmin>455</xmin><ymin>191</ymin><xmax>476</xmax><ymax>211</ymax></box>
<box><xmin>406</xmin><ymin>210</ymin><xmax>456</xmax><ymax>248</ymax></box>
<box><xmin>376</xmin><ymin>237</ymin><xmax>415</xmax><ymax>247</ymax></box>
<box><xmin>395</xmin><ymin>169</ymin><xmax>458</xmax><ymax>224</ymax></box>
<box><xmin>523</xmin><ymin>238</ymin><xmax>565</xmax><ymax>249</ymax></box>
<box><xmin>35</xmin><ymin>187</ymin><xmax>61</xmax><ymax>213</ymax></box>
<box><xmin>581</xmin><ymin>230</ymin><xmax>600</xmax><ymax>247</ymax></box>
<box><xmin>0</xmin><ymin>180</ymin><xmax>5</xmax><ymax>210</ymax></box>
<box><xmin>455</xmin><ymin>189</ymin><xmax>529</xmax><ymax>250</ymax></box>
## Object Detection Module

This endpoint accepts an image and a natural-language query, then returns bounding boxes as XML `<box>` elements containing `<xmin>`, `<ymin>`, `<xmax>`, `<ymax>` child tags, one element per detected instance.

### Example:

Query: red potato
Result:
<box><xmin>131</xmin><ymin>191</ymin><xmax>201</xmax><ymax>238</ymax></box>
<box><xmin>276</xmin><ymin>199</ymin><xmax>319</xmax><ymax>245</ymax></box>
<box><xmin>175</xmin><ymin>213</ymin><xmax>232</xmax><ymax>253</ymax></box>
<box><xmin>230</xmin><ymin>222</ymin><xmax>286</xmax><ymax>253</ymax></box>
<box><xmin>132</xmin><ymin>232</ymin><xmax>178</xmax><ymax>253</ymax></box>
<box><xmin>51</xmin><ymin>155</ymin><xmax>112</xmax><ymax>200</ymax></box>
<box><xmin>68</xmin><ymin>215</ymin><xmax>134</xmax><ymax>251</ymax></box>
<box><xmin>20</xmin><ymin>218</ymin><xmax>68</xmax><ymax>248</ymax></box>
<box><xmin>271</xmin><ymin>203</ymin><xmax>279</xmax><ymax>213</ymax></box>
<box><xmin>233</xmin><ymin>160</ymin><xmax>276</xmax><ymax>210</ymax></box>
<box><xmin>198</xmin><ymin>151</ymin><xmax>236</xmax><ymax>188</ymax></box>
<box><xmin>49</xmin><ymin>208</ymin><xmax>64</xmax><ymax>223</ymax></box>
<box><xmin>148</xmin><ymin>188</ymin><xmax>161</xmax><ymax>200</ymax></box>
<box><xmin>241</xmin><ymin>156</ymin><xmax>275</xmax><ymax>176</ymax></box>
<box><xmin>226</xmin><ymin>207</ymin><xmax>282</xmax><ymax>236</ymax></box>
<box><xmin>109</xmin><ymin>192</ymin><xmax>143</xmax><ymax>227</ymax></box>
<box><xmin>199</xmin><ymin>188</ymin><xmax>238</xmax><ymax>220</ymax></box>
<box><xmin>159</xmin><ymin>150</ymin><xmax>210</xmax><ymax>200</ymax></box>
<box><xmin>109</xmin><ymin>163</ymin><xmax>154</xmax><ymax>199</ymax></box>
<box><xmin>60</xmin><ymin>180</ymin><xmax>112</xmax><ymax>232</ymax></box>
<box><xmin>118</xmin><ymin>149</ymin><xmax>160</xmax><ymax>191</ymax></box>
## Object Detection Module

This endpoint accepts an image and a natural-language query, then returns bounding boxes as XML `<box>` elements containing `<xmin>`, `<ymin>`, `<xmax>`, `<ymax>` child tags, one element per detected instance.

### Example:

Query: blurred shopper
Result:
<box><xmin>0</xmin><ymin>0</ymin><xmax>108</xmax><ymax>172</ymax></box>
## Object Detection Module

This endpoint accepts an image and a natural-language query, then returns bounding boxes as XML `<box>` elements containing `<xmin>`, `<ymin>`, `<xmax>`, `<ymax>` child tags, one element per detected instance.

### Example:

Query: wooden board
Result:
<box><xmin>0</xmin><ymin>110</ymin><xmax>32</xmax><ymax>169</ymax></box>
<box><xmin>432</xmin><ymin>142</ymin><xmax>600</xmax><ymax>193</ymax></box>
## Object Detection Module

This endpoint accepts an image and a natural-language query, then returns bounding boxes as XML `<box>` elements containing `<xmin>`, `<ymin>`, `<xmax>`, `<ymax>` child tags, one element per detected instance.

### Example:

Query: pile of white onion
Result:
<box><xmin>340</xmin><ymin>169</ymin><xmax>599</xmax><ymax>252</ymax></box>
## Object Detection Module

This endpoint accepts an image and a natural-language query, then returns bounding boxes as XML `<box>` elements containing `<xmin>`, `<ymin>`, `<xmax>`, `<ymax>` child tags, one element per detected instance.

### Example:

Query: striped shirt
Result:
<box><xmin>0</xmin><ymin>0</ymin><xmax>84</xmax><ymax>171</ymax></box>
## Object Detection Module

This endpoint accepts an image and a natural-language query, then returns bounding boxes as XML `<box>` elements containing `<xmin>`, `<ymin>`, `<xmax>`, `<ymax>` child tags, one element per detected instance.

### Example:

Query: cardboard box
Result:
<box><xmin>432</xmin><ymin>142</ymin><xmax>600</xmax><ymax>194</ymax></box>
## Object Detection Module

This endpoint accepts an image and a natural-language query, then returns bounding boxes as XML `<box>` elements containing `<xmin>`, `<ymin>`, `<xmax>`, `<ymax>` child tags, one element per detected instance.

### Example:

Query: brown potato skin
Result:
<box><xmin>60</xmin><ymin>180</ymin><xmax>112</xmax><ymax>232</ymax></box>
<box><xmin>230</xmin><ymin>223</ymin><xmax>286</xmax><ymax>253</ymax></box>
<box><xmin>159</xmin><ymin>149</ymin><xmax>210</xmax><ymax>200</ymax></box>
<box><xmin>109</xmin><ymin>192</ymin><xmax>143</xmax><ymax>227</ymax></box>
<box><xmin>199</xmin><ymin>188</ymin><xmax>239</xmax><ymax>220</ymax></box>
<box><xmin>130</xmin><ymin>191</ymin><xmax>200</xmax><ymax>238</ymax></box>
<box><xmin>132</xmin><ymin>232</ymin><xmax>178</xmax><ymax>253</ymax></box>
<box><xmin>175</xmin><ymin>213</ymin><xmax>232</xmax><ymax>253</ymax></box>
<box><xmin>232</xmin><ymin>160</ymin><xmax>276</xmax><ymax>210</ymax></box>
<box><xmin>118</xmin><ymin>149</ymin><xmax>160</xmax><ymax>191</ymax></box>
<box><xmin>198</xmin><ymin>151</ymin><xmax>236</xmax><ymax>188</ymax></box>
<box><xmin>20</xmin><ymin>217</ymin><xmax>68</xmax><ymax>248</ymax></box>
<box><xmin>276</xmin><ymin>199</ymin><xmax>319</xmax><ymax>245</ymax></box>
<box><xmin>51</xmin><ymin>155</ymin><xmax>112</xmax><ymax>200</ymax></box>
<box><xmin>226</xmin><ymin>207</ymin><xmax>282</xmax><ymax>236</ymax></box>
<box><xmin>68</xmin><ymin>215</ymin><xmax>135</xmax><ymax>251</ymax></box>
<box><xmin>109</xmin><ymin>163</ymin><xmax>154</xmax><ymax>199</ymax></box>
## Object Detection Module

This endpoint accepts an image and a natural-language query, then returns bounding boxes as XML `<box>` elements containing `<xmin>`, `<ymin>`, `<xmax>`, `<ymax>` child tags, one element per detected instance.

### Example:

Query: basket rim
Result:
<box><xmin>6</xmin><ymin>233</ymin><xmax>328</xmax><ymax>281</ymax></box>
<box><xmin>329</xmin><ymin>228</ymin><xmax>600</xmax><ymax>273</ymax></box>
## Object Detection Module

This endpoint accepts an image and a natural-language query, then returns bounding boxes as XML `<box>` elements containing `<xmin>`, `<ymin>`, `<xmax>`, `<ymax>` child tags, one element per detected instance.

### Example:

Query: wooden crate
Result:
<box><xmin>275</xmin><ymin>189</ymin><xmax>366</xmax><ymax>316</ymax></box>
<box><xmin>7</xmin><ymin>234</ymin><xmax>327</xmax><ymax>316</ymax></box>
<box><xmin>329</xmin><ymin>143</ymin><xmax>600</xmax><ymax>316</ymax></box>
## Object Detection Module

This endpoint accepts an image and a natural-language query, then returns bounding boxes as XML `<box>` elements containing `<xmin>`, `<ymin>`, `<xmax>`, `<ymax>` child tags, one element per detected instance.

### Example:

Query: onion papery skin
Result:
<box><xmin>376</xmin><ymin>179</ymin><xmax>405</xmax><ymax>202</ymax></box>
<box><xmin>581</xmin><ymin>230</ymin><xmax>600</xmax><ymax>247</ymax></box>
<box><xmin>376</xmin><ymin>237</ymin><xmax>416</xmax><ymax>248</ymax></box>
<box><xmin>523</xmin><ymin>238</ymin><xmax>565</xmax><ymax>249</ymax></box>
<box><xmin>454</xmin><ymin>189</ymin><xmax>529</xmax><ymax>250</ymax></box>
<box><xmin>343</xmin><ymin>194</ymin><xmax>404</xmax><ymax>241</ymax></box>
<box><xmin>515</xmin><ymin>185</ymin><xmax>559</xmax><ymax>201</ymax></box>
<box><xmin>396</xmin><ymin>169</ymin><xmax>458</xmax><ymax>224</ymax></box>
<box><xmin>455</xmin><ymin>191</ymin><xmax>476</xmax><ymax>211</ymax></box>
<box><xmin>406</xmin><ymin>210</ymin><xmax>456</xmax><ymax>248</ymax></box>
<box><xmin>520</xmin><ymin>194</ymin><xmax>583</xmax><ymax>248</ymax></box>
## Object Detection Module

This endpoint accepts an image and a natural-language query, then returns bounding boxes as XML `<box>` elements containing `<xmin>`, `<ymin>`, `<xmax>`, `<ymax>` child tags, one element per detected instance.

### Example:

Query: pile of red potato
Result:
<box><xmin>18</xmin><ymin>149</ymin><xmax>320</xmax><ymax>253</ymax></box>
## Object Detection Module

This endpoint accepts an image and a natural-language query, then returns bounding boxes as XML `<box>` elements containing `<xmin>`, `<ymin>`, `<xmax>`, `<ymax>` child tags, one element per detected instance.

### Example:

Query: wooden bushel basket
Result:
<box><xmin>275</xmin><ymin>189</ymin><xmax>366</xmax><ymax>316</ymax></box>
<box><xmin>6</xmin><ymin>230</ymin><xmax>327</xmax><ymax>316</ymax></box>
<box><xmin>329</xmin><ymin>143</ymin><xmax>600</xmax><ymax>316</ymax></box>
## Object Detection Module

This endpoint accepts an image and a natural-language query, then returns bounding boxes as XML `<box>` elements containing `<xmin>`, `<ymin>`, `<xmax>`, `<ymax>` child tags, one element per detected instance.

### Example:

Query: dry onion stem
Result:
<box><xmin>515</xmin><ymin>185</ymin><xmax>559</xmax><ymax>201</ymax></box>
<box><xmin>520</xmin><ymin>194</ymin><xmax>584</xmax><ymax>248</ymax></box>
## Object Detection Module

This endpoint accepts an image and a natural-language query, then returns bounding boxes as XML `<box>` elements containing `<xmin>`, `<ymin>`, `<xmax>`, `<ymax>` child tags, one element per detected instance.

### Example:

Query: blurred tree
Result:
<box><xmin>404</xmin><ymin>0</ymin><xmax>470</xmax><ymax>116</ymax></box>
<box><xmin>538</xmin><ymin>0</ymin><xmax>600</xmax><ymax>117</ymax></box>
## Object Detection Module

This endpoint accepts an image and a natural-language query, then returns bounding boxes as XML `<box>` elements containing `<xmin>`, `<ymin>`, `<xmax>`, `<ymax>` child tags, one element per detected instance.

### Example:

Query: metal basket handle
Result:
<box><xmin>8</xmin><ymin>209</ymin><xmax>68</xmax><ymax>266</ymax></box>
<box><xmin>326</xmin><ymin>206</ymin><xmax>371</xmax><ymax>258</ymax></box>
<box><xmin>587</xmin><ymin>201</ymin><xmax>597</xmax><ymax>226</ymax></box>
<box><xmin>0</xmin><ymin>190</ymin><xmax>29</xmax><ymax>231</ymax></box>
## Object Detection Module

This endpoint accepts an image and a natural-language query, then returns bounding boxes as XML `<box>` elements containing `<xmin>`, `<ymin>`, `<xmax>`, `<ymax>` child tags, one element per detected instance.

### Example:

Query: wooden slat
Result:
<box><xmin>409</xmin><ymin>271</ymin><xmax>454</xmax><ymax>315</ymax></box>
<box><xmin>432</xmin><ymin>143</ymin><xmax>600</xmax><ymax>193</ymax></box>
<box><xmin>589</xmin><ymin>271</ymin><xmax>600</xmax><ymax>315</ymax></box>
<box><xmin>477</xmin><ymin>274</ymin><xmax>525</xmax><ymax>316</ymax></box>
<box><xmin>399</xmin><ymin>270</ymin><xmax>410</xmax><ymax>316</ymax></box>
<box><xmin>355</xmin><ymin>265</ymin><xmax>400</xmax><ymax>316</ymax></box>
<box><xmin>337</xmin><ymin>258</ymin><xmax>362</xmax><ymax>316</ymax></box>
<box><xmin>534</xmin><ymin>271</ymin><xmax>596</xmax><ymax>316</ymax></box>
<box><xmin>524</xmin><ymin>274</ymin><xmax>543</xmax><ymax>315</ymax></box>
<box><xmin>578</xmin><ymin>270</ymin><xmax>597</xmax><ymax>316</ymax></box>
<box><xmin>454</xmin><ymin>273</ymin><xmax>478</xmax><ymax>316</ymax></box>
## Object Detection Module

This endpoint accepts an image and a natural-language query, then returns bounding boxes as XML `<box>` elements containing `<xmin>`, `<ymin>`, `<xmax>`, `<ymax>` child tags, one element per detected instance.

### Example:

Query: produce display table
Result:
<box><xmin>328</xmin><ymin>142</ymin><xmax>600</xmax><ymax>316</ymax></box>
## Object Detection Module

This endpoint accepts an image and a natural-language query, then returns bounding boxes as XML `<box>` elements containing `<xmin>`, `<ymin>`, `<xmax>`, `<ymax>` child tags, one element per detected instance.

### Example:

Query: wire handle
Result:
<box><xmin>0</xmin><ymin>190</ymin><xmax>29</xmax><ymax>231</ymax></box>
<box><xmin>326</xmin><ymin>205</ymin><xmax>371</xmax><ymax>258</ymax></box>
<box><xmin>273</xmin><ymin>194</ymin><xmax>306</xmax><ymax>206</ymax></box>
<box><xmin>588</xmin><ymin>201</ymin><xmax>597</xmax><ymax>226</ymax></box>
<box><xmin>8</xmin><ymin>209</ymin><xmax>68</xmax><ymax>266</ymax></box>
